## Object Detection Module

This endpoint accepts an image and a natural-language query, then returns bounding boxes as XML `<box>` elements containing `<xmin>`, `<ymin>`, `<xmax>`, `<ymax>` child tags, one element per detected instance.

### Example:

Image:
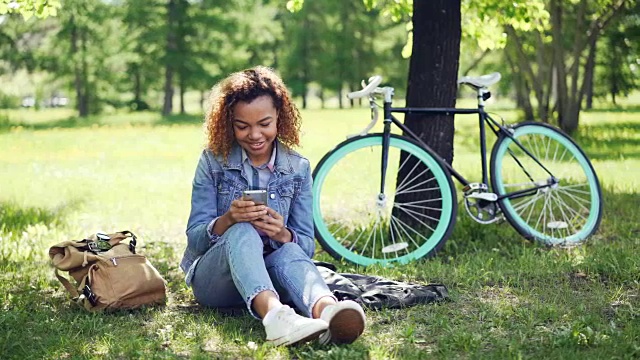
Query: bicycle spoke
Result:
<box><xmin>313</xmin><ymin>135</ymin><xmax>458</xmax><ymax>265</ymax></box>
<box><xmin>556</xmin><ymin>188</ymin><xmax>591</xmax><ymax>209</ymax></box>
<box><xmin>555</xmin><ymin>188</ymin><xmax>591</xmax><ymax>213</ymax></box>
<box><xmin>394</xmin><ymin>203</ymin><xmax>442</xmax><ymax>224</ymax></box>
<box><xmin>400</xmin><ymin>197</ymin><xmax>445</xmax><ymax>205</ymax></box>
<box><xmin>389</xmin><ymin>215</ymin><xmax>418</xmax><ymax>254</ymax></box>
<box><xmin>390</xmin><ymin>215</ymin><xmax>431</xmax><ymax>249</ymax></box>
<box><xmin>552</xmin><ymin>191</ymin><xmax>588</xmax><ymax>224</ymax></box>
<box><xmin>395</xmin><ymin>155</ymin><xmax>427</xmax><ymax>192</ymax></box>
<box><xmin>552</xmin><ymin>193</ymin><xmax>584</xmax><ymax>235</ymax></box>
<box><xmin>395</xmin><ymin>162</ymin><xmax>438</xmax><ymax>194</ymax></box>
<box><xmin>510</xmin><ymin>191</ymin><xmax>544</xmax><ymax>213</ymax></box>
<box><xmin>492</xmin><ymin>123</ymin><xmax>601</xmax><ymax>244</ymax></box>
<box><xmin>396</xmin><ymin>202</ymin><xmax>443</xmax><ymax>212</ymax></box>
<box><xmin>559</xmin><ymin>182</ymin><xmax>591</xmax><ymax>194</ymax></box>
<box><xmin>396</xmin><ymin>174</ymin><xmax>438</xmax><ymax>194</ymax></box>
<box><xmin>395</xmin><ymin>185</ymin><xmax>442</xmax><ymax>196</ymax></box>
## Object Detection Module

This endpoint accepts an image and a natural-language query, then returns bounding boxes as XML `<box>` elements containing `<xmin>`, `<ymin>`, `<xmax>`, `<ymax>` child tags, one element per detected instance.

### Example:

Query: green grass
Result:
<box><xmin>0</xmin><ymin>104</ymin><xmax>639</xmax><ymax>359</ymax></box>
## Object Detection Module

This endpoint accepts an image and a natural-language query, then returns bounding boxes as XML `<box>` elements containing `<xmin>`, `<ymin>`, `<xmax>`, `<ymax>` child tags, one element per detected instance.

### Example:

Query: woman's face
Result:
<box><xmin>232</xmin><ymin>95</ymin><xmax>278</xmax><ymax>166</ymax></box>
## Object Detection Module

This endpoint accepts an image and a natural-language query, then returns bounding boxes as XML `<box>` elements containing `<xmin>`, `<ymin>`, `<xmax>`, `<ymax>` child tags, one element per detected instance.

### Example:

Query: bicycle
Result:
<box><xmin>311</xmin><ymin>73</ymin><xmax>603</xmax><ymax>267</ymax></box>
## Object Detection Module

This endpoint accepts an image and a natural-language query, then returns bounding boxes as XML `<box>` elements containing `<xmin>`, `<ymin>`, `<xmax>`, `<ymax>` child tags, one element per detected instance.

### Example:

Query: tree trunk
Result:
<box><xmin>179</xmin><ymin>73</ymin><xmax>186</xmax><ymax>114</ymax></box>
<box><xmin>550</xmin><ymin>0</ymin><xmax>569</xmax><ymax>130</ymax></box>
<box><xmin>70</xmin><ymin>15</ymin><xmax>88</xmax><ymax>117</ymax></box>
<box><xmin>133</xmin><ymin>64</ymin><xmax>142</xmax><ymax>104</ymax></box>
<box><xmin>505</xmin><ymin>49</ymin><xmax>534</xmax><ymax>121</ymax></box>
<box><xmin>80</xmin><ymin>31</ymin><xmax>89</xmax><ymax>116</ymax></box>
<box><xmin>581</xmin><ymin>34</ymin><xmax>598</xmax><ymax>111</ymax></box>
<box><xmin>301</xmin><ymin>83</ymin><xmax>308</xmax><ymax>109</ymax></box>
<box><xmin>461</xmin><ymin>49</ymin><xmax>490</xmax><ymax>77</ymax></box>
<box><xmin>162</xmin><ymin>0</ymin><xmax>177</xmax><ymax>117</ymax></box>
<box><xmin>394</xmin><ymin>0</ymin><xmax>461</xmax><ymax>231</ymax></box>
<box><xmin>404</xmin><ymin>0</ymin><xmax>460</xmax><ymax>164</ymax></box>
<box><xmin>162</xmin><ymin>67</ymin><xmax>174</xmax><ymax>116</ymax></box>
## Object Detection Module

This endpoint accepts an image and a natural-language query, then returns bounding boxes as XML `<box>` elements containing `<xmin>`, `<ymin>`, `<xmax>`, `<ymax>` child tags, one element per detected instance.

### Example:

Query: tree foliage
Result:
<box><xmin>0</xmin><ymin>0</ymin><xmax>60</xmax><ymax>20</ymax></box>
<box><xmin>0</xmin><ymin>0</ymin><xmax>636</xmax><ymax>123</ymax></box>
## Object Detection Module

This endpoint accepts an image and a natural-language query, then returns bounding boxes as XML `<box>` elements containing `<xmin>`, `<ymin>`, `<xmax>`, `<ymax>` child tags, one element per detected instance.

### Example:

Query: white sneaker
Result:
<box><xmin>318</xmin><ymin>300</ymin><xmax>366</xmax><ymax>345</ymax></box>
<box><xmin>263</xmin><ymin>305</ymin><xmax>328</xmax><ymax>346</ymax></box>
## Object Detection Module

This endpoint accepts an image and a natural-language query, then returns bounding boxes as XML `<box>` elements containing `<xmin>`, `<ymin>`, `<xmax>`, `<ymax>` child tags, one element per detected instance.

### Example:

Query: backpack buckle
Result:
<box><xmin>82</xmin><ymin>285</ymin><xmax>97</xmax><ymax>306</ymax></box>
<box><xmin>87</xmin><ymin>240</ymin><xmax>111</xmax><ymax>253</ymax></box>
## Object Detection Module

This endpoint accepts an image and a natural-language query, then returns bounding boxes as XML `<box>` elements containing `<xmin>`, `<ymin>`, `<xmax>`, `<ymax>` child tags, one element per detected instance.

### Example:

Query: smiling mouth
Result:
<box><xmin>249</xmin><ymin>141</ymin><xmax>265</xmax><ymax>150</ymax></box>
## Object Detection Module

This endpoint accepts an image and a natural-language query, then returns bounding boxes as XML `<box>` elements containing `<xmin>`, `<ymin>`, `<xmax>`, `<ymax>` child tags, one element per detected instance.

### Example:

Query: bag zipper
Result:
<box><xmin>109</xmin><ymin>254</ymin><xmax>144</xmax><ymax>266</ymax></box>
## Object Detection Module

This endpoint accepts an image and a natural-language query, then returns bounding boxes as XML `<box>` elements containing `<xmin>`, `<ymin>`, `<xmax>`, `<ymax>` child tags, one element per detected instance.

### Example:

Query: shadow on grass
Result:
<box><xmin>575</xmin><ymin>121</ymin><xmax>640</xmax><ymax>160</ymax></box>
<box><xmin>456</xmin><ymin>119</ymin><xmax>640</xmax><ymax>161</ymax></box>
<box><xmin>0</xmin><ymin>113</ymin><xmax>202</xmax><ymax>132</ymax></box>
<box><xmin>0</xmin><ymin>201</ymin><xmax>73</xmax><ymax>233</ymax></box>
<box><xmin>582</xmin><ymin>104</ymin><xmax>640</xmax><ymax>113</ymax></box>
<box><xmin>436</xmin><ymin>186</ymin><xmax>639</xmax><ymax>261</ymax></box>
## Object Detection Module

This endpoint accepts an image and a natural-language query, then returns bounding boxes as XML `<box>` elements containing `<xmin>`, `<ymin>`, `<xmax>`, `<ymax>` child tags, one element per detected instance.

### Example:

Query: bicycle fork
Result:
<box><xmin>377</xmin><ymin>106</ymin><xmax>393</xmax><ymax>211</ymax></box>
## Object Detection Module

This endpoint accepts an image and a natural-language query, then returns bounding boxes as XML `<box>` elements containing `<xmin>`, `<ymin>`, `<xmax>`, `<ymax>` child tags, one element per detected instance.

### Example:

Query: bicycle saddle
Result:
<box><xmin>458</xmin><ymin>72</ymin><xmax>502</xmax><ymax>89</ymax></box>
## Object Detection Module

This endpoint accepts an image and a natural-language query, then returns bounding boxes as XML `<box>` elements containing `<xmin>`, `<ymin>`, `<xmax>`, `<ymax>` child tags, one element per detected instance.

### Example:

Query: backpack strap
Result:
<box><xmin>54</xmin><ymin>269</ymin><xmax>80</xmax><ymax>299</ymax></box>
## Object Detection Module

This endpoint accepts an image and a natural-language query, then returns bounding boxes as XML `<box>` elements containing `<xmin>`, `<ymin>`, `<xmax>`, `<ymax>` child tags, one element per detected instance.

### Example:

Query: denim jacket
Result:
<box><xmin>180</xmin><ymin>140</ymin><xmax>315</xmax><ymax>284</ymax></box>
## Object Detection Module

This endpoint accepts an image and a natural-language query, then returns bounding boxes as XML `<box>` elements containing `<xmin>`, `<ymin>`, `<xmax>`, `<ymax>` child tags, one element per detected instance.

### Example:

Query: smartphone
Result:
<box><xmin>242</xmin><ymin>189</ymin><xmax>268</xmax><ymax>205</ymax></box>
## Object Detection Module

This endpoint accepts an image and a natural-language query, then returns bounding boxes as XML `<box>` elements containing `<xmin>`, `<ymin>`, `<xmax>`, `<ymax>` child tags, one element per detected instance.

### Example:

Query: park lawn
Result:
<box><xmin>0</xmin><ymin>106</ymin><xmax>638</xmax><ymax>359</ymax></box>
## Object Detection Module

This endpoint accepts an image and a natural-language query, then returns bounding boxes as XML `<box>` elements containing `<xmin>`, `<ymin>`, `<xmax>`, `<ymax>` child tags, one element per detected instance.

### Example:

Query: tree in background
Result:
<box><xmin>504</xmin><ymin>0</ymin><xmax>633</xmax><ymax>133</ymax></box>
<box><xmin>281</xmin><ymin>0</ymin><xmax>407</xmax><ymax>109</ymax></box>
<box><xmin>592</xmin><ymin>2</ymin><xmax>640</xmax><ymax>106</ymax></box>
<box><xmin>44</xmin><ymin>0</ymin><xmax>121</xmax><ymax>116</ymax></box>
<box><xmin>0</xmin><ymin>0</ymin><xmax>60</xmax><ymax>19</ymax></box>
<box><xmin>121</xmin><ymin>0</ymin><xmax>165</xmax><ymax>112</ymax></box>
<box><xmin>1</xmin><ymin>0</ymin><xmax>637</xmax><ymax>120</ymax></box>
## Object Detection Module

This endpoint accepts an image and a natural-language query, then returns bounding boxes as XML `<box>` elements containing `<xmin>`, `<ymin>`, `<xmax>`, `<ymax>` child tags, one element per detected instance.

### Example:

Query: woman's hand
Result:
<box><xmin>251</xmin><ymin>207</ymin><xmax>292</xmax><ymax>243</ymax></box>
<box><xmin>226</xmin><ymin>199</ymin><xmax>268</xmax><ymax>224</ymax></box>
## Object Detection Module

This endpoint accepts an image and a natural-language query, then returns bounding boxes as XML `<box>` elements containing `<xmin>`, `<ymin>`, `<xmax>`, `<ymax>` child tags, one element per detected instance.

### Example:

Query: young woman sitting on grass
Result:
<box><xmin>180</xmin><ymin>66</ymin><xmax>366</xmax><ymax>346</ymax></box>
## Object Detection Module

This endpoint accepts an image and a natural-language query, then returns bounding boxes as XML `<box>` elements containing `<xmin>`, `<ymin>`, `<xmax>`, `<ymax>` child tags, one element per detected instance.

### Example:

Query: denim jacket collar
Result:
<box><xmin>222</xmin><ymin>140</ymin><xmax>294</xmax><ymax>175</ymax></box>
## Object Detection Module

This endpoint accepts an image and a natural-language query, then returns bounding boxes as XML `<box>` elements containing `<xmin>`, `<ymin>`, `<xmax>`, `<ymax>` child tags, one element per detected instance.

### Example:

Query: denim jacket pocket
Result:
<box><xmin>217</xmin><ymin>177</ymin><xmax>243</xmax><ymax>213</ymax></box>
<box><xmin>276</xmin><ymin>180</ymin><xmax>296</xmax><ymax>220</ymax></box>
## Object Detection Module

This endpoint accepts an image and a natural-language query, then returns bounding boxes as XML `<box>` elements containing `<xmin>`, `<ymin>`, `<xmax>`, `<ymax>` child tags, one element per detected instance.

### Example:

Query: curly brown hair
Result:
<box><xmin>204</xmin><ymin>66</ymin><xmax>302</xmax><ymax>159</ymax></box>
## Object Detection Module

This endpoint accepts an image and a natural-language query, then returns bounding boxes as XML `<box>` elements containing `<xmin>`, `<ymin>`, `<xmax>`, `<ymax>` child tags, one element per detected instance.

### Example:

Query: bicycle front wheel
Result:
<box><xmin>490</xmin><ymin>122</ymin><xmax>602</xmax><ymax>245</ymax></box>
<box><xmin>312</xmin><ymin>134</ymin><xmax>457</xmax><ymax>266</ymax></box>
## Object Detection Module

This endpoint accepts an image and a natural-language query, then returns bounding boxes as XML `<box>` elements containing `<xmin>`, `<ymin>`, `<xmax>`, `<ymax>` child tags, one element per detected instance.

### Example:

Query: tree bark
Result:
<box><xmin>70</xmin><ymin>15</ymin><xmax>88</xmax><ymax>117</ymax></box>
<box><xmin>179</xmin><ymin>72</ymin><xmax>186</xmax><ymax>114</ymax></box>
<box><xmin>394</xmin><ymin>0</ymin><xmax>461</xmax><ymax>230</ymax></box>
<box><xmin>162</xmin><ymin>0</ymin><xmax>177</xmax><ymax>117</ymax></box>
<box><xmin>404</xmin><ymin>0</ymin><xmax>460</xmax><ymax>164</ymax></box>
<box><xmin>581</xmin><ymin>34</ymin><xmax>598</xmax><ymax>111</ymax></box>
<box><xmin>505</xmin><ymin>51</ymin><xmax>534</xmax><ymax>121</ymax></box>
<box><xmin>550</xmin><ymin>0</ymin><xmax>569</xmax><ymax>131</ymax></box>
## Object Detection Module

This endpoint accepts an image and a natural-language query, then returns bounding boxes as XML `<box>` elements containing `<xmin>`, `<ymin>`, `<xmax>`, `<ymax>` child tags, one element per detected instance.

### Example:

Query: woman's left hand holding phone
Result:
<box><xmin>212</xmin><ymin>199</ymin><xmax>267</xmax><ymax>236</ymax></box>
<box><xmin>228</xmin><ymin>199</ymin><xmax>268</xmax><ymax>223</ymax></box>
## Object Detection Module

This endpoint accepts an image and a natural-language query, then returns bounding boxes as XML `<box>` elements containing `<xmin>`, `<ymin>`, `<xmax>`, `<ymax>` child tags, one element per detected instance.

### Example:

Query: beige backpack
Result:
<box><xmin>49</xmin><ymin>230</ymin><xmax>167</xmax><ymax>311</ymax></box>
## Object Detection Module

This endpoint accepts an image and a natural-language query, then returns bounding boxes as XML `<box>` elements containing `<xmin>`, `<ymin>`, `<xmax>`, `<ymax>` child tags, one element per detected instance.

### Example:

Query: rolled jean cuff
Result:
<box><xmin>308</xmin><ymin>293</ymin><xmax>338</xmax><ymax>318</ymax></box>
<box><xmin>246</xmin><ymin>285</ymin><xmax>279</xmax><ymax>319</ymax></box>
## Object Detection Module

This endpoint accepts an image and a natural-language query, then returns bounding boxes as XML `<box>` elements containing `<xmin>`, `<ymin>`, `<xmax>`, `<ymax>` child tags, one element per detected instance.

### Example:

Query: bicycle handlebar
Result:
<box><xmin>347</xmin><ymin>75</ymin><xmax>383</xmax><ymax>99</ymax></box>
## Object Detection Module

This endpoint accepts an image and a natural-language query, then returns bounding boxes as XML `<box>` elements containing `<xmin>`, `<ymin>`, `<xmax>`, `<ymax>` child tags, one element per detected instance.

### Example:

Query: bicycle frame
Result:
<box><xmin>379</xmin><ymin>99</ymin><xmax>558</xmax><ymax>202</ymax></box>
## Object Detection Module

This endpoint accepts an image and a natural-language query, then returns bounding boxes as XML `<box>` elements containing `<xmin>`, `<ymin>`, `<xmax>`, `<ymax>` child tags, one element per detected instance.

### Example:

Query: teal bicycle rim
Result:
<box><xmin>493</xmin><ymin>124</ymin><xmax>601</xmax><ymax>244</ymax></box>
<box><xmin>312</xmin><ymin>135</ymin><xmax>455</xmax><ymax>266</ymax></box>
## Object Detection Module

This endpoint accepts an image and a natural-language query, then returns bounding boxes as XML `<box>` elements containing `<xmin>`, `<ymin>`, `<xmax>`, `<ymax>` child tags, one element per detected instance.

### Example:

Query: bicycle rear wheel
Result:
<box><xmin>490</xmin><ymin>122</ymin><xmax>602</xmax><ymax>245</ymax></box>
<box><xmin>312</xmin><ymin>134</ymin><xmax>457</xmax><ymax>266</ymax></box>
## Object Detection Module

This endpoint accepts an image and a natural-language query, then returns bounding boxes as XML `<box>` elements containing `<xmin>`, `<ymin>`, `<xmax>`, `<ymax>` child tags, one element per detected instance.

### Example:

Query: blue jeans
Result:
<box><xmin>191</xmin><ymin>222</ymin><xmax>333</xmax><ymax>319</ymax></box>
